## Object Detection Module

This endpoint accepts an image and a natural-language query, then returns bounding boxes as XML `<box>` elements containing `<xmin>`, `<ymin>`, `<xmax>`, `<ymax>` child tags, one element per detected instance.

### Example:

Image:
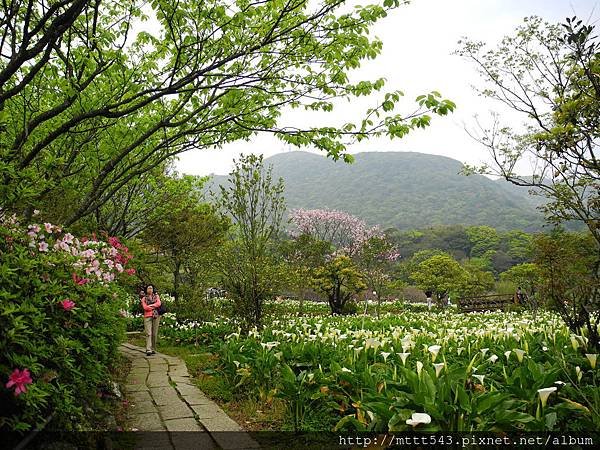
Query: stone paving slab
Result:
<box><xmin>164</xmin><ymin>417</ymin><xmax>204</xmax><ymax>432</ymax></box>
<box><xmin>171</xmin><ymin>432</ymin><xmax>216</xmax><ymax>450</ymax></box>
<box><xmin>158</xmin><ymin>402</ymin><xmax>195</xmax><ymax>421</ymax></box>
<box><xmin>132</xmin><ymin>433</ymin><xmax>173</xmax><ymax>449</ymax></box>
<box><xmin>168</xmin><ymin>367</ymin><xmax>188</xmax><ymax>376</ymax></box>
<box><xmin>128</xmin><ymin>400</ymin><xmax>157</xmax><ymax>415</ymax></box>
<box><xmin>212</xmin><ymin>432</ymin><xmax>261</xmax><ymax>450</ymax></box>
<box><xmin>170</xmin><ymin>375</ymin><xmax>192</xmax><ymax>384</ymax></box>
<box><xmin>129</xmin><ymin>412</ymin><xmax>165</xmax><ymax>431</ymax></box>
<box><xmin>128</xmin><ymin>390</ymin><xmax>153</xmax><ymax>404</ymax></box>
<box><xmin>147</xmin><ymin>373</ymin><xmax>171</xmax><ymax>387</ymax></box>
<box><xmin>180</xmin><ymin>391</ymin><xmax>213</xmax><ymax>406</ymax></box>
<box><xmin>126</xmin><ymin>377</ymin><xmax>147</xmax><ymax>386</ymax></box>
<box><xmin>200</xmin><ymin>414</ymin><xmax>244</xmax><ymax>432</ymax></box>
<box><xmin>190</xmin><ymin>404</ymin><xmax>221</xmax><ymax>419</ymax></box>
<box><xmin>149</xmin><ymin>386</ymin><xmax>181</xmax><ymax>406</ymax></box>
<box><xmin>124</xmin><ymin>384</ymin><xmax>149</xmax><ymax>393</ymax></box>
<box><xmin>120</xmin><ymin>343</ymin><xmax>258</xmax><ymax>449</ymax></box>
<box><xmin>173</xmin><ymin>383</ymin><xmax>203</xmax><ymax>397</ymax></box>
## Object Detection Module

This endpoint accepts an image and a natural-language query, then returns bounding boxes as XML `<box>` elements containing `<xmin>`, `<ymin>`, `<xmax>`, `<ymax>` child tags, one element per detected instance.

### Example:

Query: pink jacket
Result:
<box><xmin>141</xmin><ymin>294</ymin><xmax>161</xmax><ymax>318</ymax></box>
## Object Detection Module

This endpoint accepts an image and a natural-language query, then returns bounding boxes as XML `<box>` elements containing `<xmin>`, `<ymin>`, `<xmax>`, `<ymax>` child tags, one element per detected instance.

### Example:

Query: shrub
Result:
<box><xmin>401</xmin><ymin>286</ymin><xmax>427</xmax><ymax>303</ymax></box>
<box><xmin>0</xmin><ymin>213</ymin><xmax>134</xmax><ymax>431</ymax></box>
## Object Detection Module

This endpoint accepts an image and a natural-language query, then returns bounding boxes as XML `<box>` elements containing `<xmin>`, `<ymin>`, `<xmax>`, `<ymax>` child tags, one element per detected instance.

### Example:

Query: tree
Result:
<box><xmin>356</xmin><ymin>235</ymin><xmax>400</xmax><ymax>316</ymax></box>
<box><xmin>289</xmin><ymin>208</ymin><xmax>382</xmax><ymax>257</ymax></box>
<box><xmin>459</xmin><ymin>16</ymin><xmax>599</xmax><ymax>254</ymax></box>
<box><xmin>457</xmin><ymin>261</ymin><xmax>495</xmax><ymax>297</ymax></box>
<box><xmin>501</xmin><ymin>230</ymin><xmax>534</xmax><ymax>262</ymax></box>
<box><xmin>500</xmin><ymin>263</ymin><xmax>542</xmax><ymax>299</ymax></box>
<box><xmin>466</xmin><ymin>225</ymin><xmax>500</xmax><ymax>258</ymax></box>
<box><xmin>533</xmin><ymin>230</ymin><xmax>599</xmax><ymax>350</ymax></box>
<box><xmin>458</xmin><ymin>16</ymin><xmax>599</xmax><ymax>344</ymax></box>
<box><xmin>313</xmin><ymin>255</ymin><xmax>366</xmax><ymax>315</ymax></box>
<box><xmin>410</xmin><ymin>254</ymin><xmax>466</xmax><ymax>304</ymax></box>
<box><xmin>1</xmin><ymin>0</ymin><xmax>455</xmax><ymax>226</ymax></box>
<box><xmin>279</xmin><ymin>233</ymin><xmax>332</xmax><ymax>312</ymax></box>
<box><xmin>217</xmin><ymin>154</ymin><xmax>285</xmax><ymax>329</ymax></box>
<box><xmin>143</xmin><ymin>201</ymin><xmax>230</xmax><ymax>305</ymax></box>
<box><xmin>395</xmin><ymin>248</ymin><xmax>449</xmax><ymax>284</ymax></box>
<box><xmin>70</xmin><ymin>169</ymin><xmax>207</xmax><ymax>238</ymax></box>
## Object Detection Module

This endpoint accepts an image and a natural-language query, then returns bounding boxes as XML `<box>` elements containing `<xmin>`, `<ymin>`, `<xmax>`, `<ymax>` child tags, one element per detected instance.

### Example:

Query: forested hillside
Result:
<box><xmin>208</xmin><ymin>151</ymin><xmax>545</xmax><ymax>231</ymax></box>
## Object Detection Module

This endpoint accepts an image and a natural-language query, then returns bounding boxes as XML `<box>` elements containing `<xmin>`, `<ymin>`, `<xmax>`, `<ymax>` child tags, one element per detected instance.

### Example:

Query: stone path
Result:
<box><xmin>120</xmin><ymin>343</ymin><xmax>259</xmax><ymax>449</ymax></box>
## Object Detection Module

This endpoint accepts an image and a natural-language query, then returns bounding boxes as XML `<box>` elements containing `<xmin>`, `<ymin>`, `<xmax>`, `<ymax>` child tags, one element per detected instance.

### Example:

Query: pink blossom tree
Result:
<box><xmin>356</xmin><ymin>235</ymin><xmax>401</xmax><ymax>316</ymax></box>
<box><xmin>289</xmin><ymin>209</ymin><xmax>400</xmax><ymax>313</ymax></box>
<box><xmin>289</xmin><ymin>208</ymin><xmax>384</xmax><ymax>257</ymax></box>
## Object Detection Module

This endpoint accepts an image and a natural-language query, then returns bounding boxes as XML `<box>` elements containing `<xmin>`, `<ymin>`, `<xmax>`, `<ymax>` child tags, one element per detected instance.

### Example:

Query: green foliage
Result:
<box><xmin>313</xmin><ymin>256</ymin><xmax>367</xmax><ymax>315</ymax></box>
<box><xmin>1</xmin><ymin>0</ymin><xmax>453</xmax><ymax>228</ymax></box>
<box><xmin>192</xmin><ymin>309</ymin><xmax>600</xmax><ymax>432</ymax></box>
<box><xmin>533</xmin><ymin>230</ymin><xmax>599</xmax><ymax>350</ymax></box>
<box><xmin>208</xmin><ymin>152</ymin><xmax>547</xmax><ymax>233</ymax></box>
<box><xmin>458</xmin><ymin>16</ymin><xmax>599</xmax><ymax>260</ymax></box>
<box><xmin>0</xmin><ymin>218</ymin><xmax>126</xmax><ymax>431</ymax></box>
<box><xmin>410</xmin><ymin>254</ymin><xmax>466</xmax><ymax>301</ymax></box>
<box><xmin>500</xmin><ymin>263</ymin><xmax>542</xmax><ymax>298</ymax></box>
<box><xmin>217</xmin><ymin>154</ymin><xmax>286</xmax><ymax>329</ymax></box>
<box><xmin>279</xmin><ymin>234</ymin><xmax>332</xmax><ymax>311</ymax></box>
<box><xmin>456</xmin><ymin>261</ymin><xmax>496</xmax><ymax>297</ymax></box>
<box><xmin>142</xmin><ymin>176</ymin><xmax>230</xmax><ymax>304</ymax></box>
<box><xmin>466</xmin><ymin>226</ymin><xmax>500</xmax><ymax>258</ymax></box>
<box><xmin>356</xmin><ymin>235</ymin><xmax>399</xmax><ymax>314</ymax></box>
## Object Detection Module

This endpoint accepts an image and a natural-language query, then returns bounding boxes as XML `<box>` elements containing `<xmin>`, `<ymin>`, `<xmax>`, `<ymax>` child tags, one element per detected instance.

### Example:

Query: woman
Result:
<box><xmin>140</xmin><ymin>285</ymin><xmax>162</xmax><ymax>356</ymax></box>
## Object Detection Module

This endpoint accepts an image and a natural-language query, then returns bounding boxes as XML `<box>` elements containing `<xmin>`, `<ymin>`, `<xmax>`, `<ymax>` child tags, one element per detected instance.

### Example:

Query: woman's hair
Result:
<box><xmin>145</xmin><ymin>285</ymin><xmax>157</xmax><ymax>294</ymax></box>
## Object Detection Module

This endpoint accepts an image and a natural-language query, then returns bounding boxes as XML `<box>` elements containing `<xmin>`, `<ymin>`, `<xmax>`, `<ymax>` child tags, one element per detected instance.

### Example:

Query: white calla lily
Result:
<box><xmin>537</xmin><ymin>387</ymin><xmax>557</xmax><ymax>407</ymax></box>
<box><xmin>428</xmin><ymin>345</ymin><xmax>441</xmax><ymax>362</ymax></box>
<box><xmin>585</xmin><ymin>354</ymin><xmax>597</xmax><ymax>369</ymax></box>
<box><xmin>513</xmin><ymin>348</ymin><xmax>526</xmax><ymax>363</ymax></box>
<box><xmin>433</xmin><ymin>363</ymin><xmax>445</xmax><ymax>378</ymax></box>
<box><xmin>405</xmin><ymin>412</ymin><xmax>431</xmax><ymax>427</ymax></box>
<box><xmin>398</xmin><ymin>352</ymin><xmax>410</xmax><ymax>365</ymax></box>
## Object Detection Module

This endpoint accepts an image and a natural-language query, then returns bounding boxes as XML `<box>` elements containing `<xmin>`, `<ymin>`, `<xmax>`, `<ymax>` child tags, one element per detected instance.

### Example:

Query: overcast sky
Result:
<box><xmin>175</xmin><ymin>0</ymin><xmax>599</xmax><ymax>176</ymax></box>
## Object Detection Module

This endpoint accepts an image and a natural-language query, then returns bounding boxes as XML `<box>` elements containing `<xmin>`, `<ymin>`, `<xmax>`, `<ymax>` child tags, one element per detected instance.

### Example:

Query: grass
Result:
<box><xmin>124</xmin><ymin>334</ymin><xmax>287</xmax><ymax>430</ymax></box>
<box><xmin>104</xmin><ymin>352</ymin><xmax>131</xmax><ymax>431</ymax></box>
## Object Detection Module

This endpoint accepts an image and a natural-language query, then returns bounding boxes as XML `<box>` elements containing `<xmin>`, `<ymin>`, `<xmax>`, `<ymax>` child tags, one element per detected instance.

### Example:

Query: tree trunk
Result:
<box><xmin>173</xmin><ymin>259</ymin><xmax>181</xmax><ymax>307</ymax></box>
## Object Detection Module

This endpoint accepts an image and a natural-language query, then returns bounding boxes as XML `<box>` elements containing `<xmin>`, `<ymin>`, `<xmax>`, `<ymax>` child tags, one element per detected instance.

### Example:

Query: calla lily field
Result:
<box><xmin>139</xmin><ymin>301</ymin><xmax>599</xmax><ymax>432</ymax></box>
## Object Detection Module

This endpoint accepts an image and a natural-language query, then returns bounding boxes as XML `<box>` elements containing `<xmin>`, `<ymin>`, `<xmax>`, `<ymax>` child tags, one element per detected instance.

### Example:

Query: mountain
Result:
<box><xmin>208</xmin><ymin>151</ymin><xmax>547</xmax><ymax>231</ymax></box>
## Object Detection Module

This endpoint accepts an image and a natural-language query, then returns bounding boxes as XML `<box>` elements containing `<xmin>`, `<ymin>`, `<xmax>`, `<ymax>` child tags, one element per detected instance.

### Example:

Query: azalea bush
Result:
<box><xmin>0</xmin><ymin>212</ymin><xmax>134</xmax><ymax>431</ymax></box>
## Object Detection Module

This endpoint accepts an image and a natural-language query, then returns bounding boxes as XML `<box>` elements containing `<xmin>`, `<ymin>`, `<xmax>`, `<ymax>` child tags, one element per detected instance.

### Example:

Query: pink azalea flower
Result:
<box><xmin>6</xmin><ymin>368</ymin><xmax>33</xmax><ymax>396</ymax></box>
<box><xmin>60</xmin><ymin>299</ymin><xmax>76</xmax><ymax>311</ymax></box>
<box><xmin>71</xmin><ymin>273</ymin><xmax>89</xmax><ymax>286</ymax></box>
<box><xmin>63</xmin><ymin>233</ymin><xmax>74</xmax><ymax>244</ymax></box>
<box><xmin>108</xmin><ymin>236</ymin><xmax>121</xmax><ymax>248</ymax></box>
<box><xmin>102</xmin><ymin>272</ymin><xmax>112</xmax><ymax>282</ymax></box>
<box><xmin>38</xmin><ymin>242</ymin><xmax>48</xmax><ymax>252</ymax></box>
<box><xmin>125</xmin><ymin>268</ymin><xmax>136</xmax><ymax>275</ymax></box>
<box><xmin>44</xmin><ymin>223</ymin><xmax>53</xmax><ymax>233</ymax></box>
